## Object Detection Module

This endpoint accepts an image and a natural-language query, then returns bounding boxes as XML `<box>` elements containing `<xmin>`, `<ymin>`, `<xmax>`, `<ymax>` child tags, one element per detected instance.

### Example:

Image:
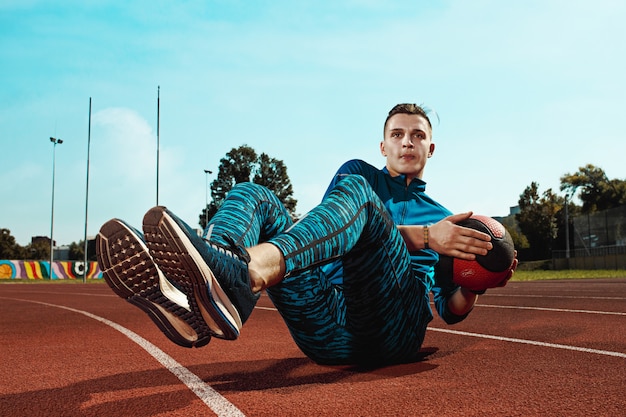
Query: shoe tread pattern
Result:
<box><xmin>142</xmin><ymin>207</ymin><xmax>240</xmax><ymax>340</ymax></box>
<box><xmin>96</xmin><ymin>219</ymin><xmax>211</xmax><ymax>347</ymax></box>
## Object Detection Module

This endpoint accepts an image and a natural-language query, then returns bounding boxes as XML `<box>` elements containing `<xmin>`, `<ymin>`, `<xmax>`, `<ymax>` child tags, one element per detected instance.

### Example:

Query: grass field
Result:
<box><xmin>512</xmin><ymin>269</ymin><xmax>626</xmax><ymax>281</ymax></box>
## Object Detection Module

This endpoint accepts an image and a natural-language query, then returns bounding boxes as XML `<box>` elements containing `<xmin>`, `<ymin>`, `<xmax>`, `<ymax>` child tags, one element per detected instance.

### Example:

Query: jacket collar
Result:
<box><xmin>382</xmin><ymin>166</ymin><xmax>427</xmax><ymax>192</ymax></box>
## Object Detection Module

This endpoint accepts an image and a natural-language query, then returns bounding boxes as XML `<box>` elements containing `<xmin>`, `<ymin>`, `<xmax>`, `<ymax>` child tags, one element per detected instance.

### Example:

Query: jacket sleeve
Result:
<box><xmin>431</xmin><ymin>268</ymin><xmax>472</xmax><ymax>325</ymax></box>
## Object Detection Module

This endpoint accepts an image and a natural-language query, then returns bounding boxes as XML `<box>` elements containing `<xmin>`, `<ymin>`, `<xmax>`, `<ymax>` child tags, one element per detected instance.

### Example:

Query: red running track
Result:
<box><xmin>1</xmin><ymin>279</ymin><xmax>625</xmax><ymax>417</ymax></box>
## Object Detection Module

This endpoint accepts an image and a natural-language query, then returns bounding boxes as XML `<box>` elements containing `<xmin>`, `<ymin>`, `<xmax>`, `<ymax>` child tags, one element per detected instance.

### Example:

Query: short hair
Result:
<box><xmin>383</xmin><ymin>103</ymin><xmax>433</xmax><ymax>134</ymax></box>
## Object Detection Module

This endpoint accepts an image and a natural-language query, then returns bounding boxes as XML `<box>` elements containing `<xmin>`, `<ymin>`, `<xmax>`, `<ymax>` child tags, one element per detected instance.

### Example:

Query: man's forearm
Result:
<box><xmin>397</xmin><ymin>225</ymin><xmax>427</xmax><ymax>251</ymax></box>
<box><xmin>448</xmin><ymin>287</ymin><xmax>478</xmax><ymax>316</ymax></box>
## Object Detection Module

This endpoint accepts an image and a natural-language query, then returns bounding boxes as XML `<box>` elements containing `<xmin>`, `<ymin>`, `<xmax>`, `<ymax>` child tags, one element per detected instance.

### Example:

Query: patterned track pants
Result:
<box><xmin>205</xmin><ymin>175</ymin><xmax>431</xmax><ymax>365</ymax></box>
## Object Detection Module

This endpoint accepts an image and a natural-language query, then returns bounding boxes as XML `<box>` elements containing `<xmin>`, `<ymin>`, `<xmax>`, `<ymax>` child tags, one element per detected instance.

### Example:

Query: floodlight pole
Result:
<box><xmin>156</xmin><ymin>86</ymin><xmax>160</xmax><ymax>205</ymax></box>
<box><xmin>49</xmin><ymin>137</ymin><xmax>63</xmax><ymax>279</ymax></box>
<box><xmin>204</xmin><ymin>169</ymin><xmax>213</xmax><ymax>228</ymax></box>
<box><xmin>82</xmin><ymin>98</ymin><xmax>92</xmax><ymax>283</ymax></box>
<box><xmin>565</xmin><ymin>193</ymin><xmax>570</xmax><ymax>259</ymax></box>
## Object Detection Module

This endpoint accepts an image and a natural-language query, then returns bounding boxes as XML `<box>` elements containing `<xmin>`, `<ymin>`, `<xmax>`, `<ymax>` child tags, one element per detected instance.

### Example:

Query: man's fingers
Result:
<box><xmin>449</xmin><ymin>250</ymin><xmax>477</xmax><ymax>261</ymax></box>
<box><xmin>462</xmin><ymin>226</ymin><xmax>491</xmax><ymax>242</ymax></box>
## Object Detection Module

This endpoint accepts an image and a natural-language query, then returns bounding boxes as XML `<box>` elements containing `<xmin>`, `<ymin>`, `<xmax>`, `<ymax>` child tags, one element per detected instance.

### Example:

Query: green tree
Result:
<box><xmin>68</xmin><ymin>241</ymin><xmax>85</xmax><ymax>261</ymax></box>
<box><xmin>0</xmin><ymin>228</ymin><xmax>23</xmax><ymax>259</ymax></box>
<box><xmin>199</xmin><ymin>145</ymin><xmax>298</xmax><ymax>229</ymax></box>
<box><xmin>515</xmin><ymin>182</ymin><xmax>562</xmax><ymax>260</ymax></box>
<box><xmin>560</xmin><ymin>164</ymin><xmax>626</xmax><ymax>213</ymax></box>
<box><xmin>23</xmin><ymin>240</ymin><xmax>50</xmax><ymax>261</ymax></box>
<box><xmin>499</xmin><ymin>216</ymin><xmax>529</xmax><ymax>252</ymax></box>
<box><xmin>254</xmin><ymin>153</ymin><xmax>297</xmax><ymax>213</ymax></box>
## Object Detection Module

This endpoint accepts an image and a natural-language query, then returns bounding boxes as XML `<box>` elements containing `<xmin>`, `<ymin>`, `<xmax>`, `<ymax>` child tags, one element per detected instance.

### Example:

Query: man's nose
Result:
<box><xmin>402</xmin><ymin>136</ymin><xmax>414</xmax><ymax>147</ymax></box>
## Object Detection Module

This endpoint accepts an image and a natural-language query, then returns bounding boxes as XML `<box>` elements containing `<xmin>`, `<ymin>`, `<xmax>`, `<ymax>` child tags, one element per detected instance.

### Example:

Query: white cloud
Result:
<box><xmin>91</xmin><ymin>108</ymin><xmax>155</xmax><ymax>181</ymax></box>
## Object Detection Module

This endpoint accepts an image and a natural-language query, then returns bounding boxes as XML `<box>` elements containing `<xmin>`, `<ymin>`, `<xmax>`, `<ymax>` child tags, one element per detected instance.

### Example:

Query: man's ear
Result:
<box><xmin>428</xmin><ymin>143</ymin><xmax>435</xmax><ymax>157</ymax></box>
<box><xmin>380</xmin><ymin>141</ymin><xmax>387</xmax><ymax>156</ymax></box>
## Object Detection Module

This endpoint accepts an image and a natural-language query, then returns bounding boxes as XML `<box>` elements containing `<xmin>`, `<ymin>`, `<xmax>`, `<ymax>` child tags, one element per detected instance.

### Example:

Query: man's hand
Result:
<box><xmin>494</xmin><ymin>252</ymin><xmax>519</xmax><ymax>288</ymax></box>
<box><xmin>428</xmin><ymin>212</ymin><xmax>493</xmax><ymax>260</ymax></box>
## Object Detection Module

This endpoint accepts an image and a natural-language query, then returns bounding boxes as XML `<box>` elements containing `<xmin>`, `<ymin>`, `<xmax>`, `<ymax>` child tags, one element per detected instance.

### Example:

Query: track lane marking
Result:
<box><xmin>427</xmin><ymin>327</ymin><xmax>626</xmax><ymax>358</ymax></box>
<box><xmin>253</xmin><ymin>306</ymin><xmax>278</xmax><ymax>311</ymax></box>
<box><xmin>3</xmin><ymin>297</ymin><xmax>246</xmax><ymax>417</ymax></box>
<box><xmin>487</xmin><ymin>294</ymin><xmax>626</xmax><ymax>300</ymax></box>
<box><xmin>259</xmin><ymin>303</ymin><xmax>626</xmax><ymax>359</ymax></box>
<box><xmin>477</xmin><ymin>303</ymin><xmax>626</xmax><ymax>316</ymax></box>
<box><xmin>431</xmin><ymin>301</ymin><xmax>626</xmax><ymax>357</ymax></box>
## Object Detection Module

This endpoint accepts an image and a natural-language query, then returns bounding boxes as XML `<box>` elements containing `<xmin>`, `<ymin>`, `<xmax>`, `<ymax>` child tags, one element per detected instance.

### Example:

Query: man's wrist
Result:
<box><xmin>460</xmin><ymin>286</ymin><xmax>485</xmax><ymax>296</ymax></box>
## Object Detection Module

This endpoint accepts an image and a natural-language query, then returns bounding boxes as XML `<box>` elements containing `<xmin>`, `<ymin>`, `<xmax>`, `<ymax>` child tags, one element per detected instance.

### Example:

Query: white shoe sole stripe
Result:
<box><xmin>162</xmin><ymin>211</ymin><xmax>243</xmax><ymax>331</ymax></box>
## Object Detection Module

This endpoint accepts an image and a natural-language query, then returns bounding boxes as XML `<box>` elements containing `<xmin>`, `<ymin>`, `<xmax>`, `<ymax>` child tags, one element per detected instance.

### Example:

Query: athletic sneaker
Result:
<box><xmin>96</xmin><ymin>219</ymin><xmax>212</xmax><ymax>348</ymax></box>
<box><xmin>142</xmin><ymin>206</ymin><xmax>260</xmax><ymax>340</ymax></box>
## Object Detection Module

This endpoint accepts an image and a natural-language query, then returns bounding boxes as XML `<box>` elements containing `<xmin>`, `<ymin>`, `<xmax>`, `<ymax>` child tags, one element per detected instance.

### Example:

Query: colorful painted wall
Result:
<box><xmin>0</xmin><ymin>260</ymin><xmax>103</xmax><ymax>280</ymax></box>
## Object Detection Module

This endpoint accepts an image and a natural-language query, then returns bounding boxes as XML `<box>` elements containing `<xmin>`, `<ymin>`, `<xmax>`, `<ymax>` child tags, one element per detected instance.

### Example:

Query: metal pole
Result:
<box><xmin>83</xmin><ymin>98</ymin><xmax>92</xmax><ymax>283</ymax></box>
<box><xmin>50</xmin><ymin>137</ymin><xmax>63</xmax><ymax>279</ymax></box>
<box><xmin>204</xmin><ymin>169</ymin><xmax>212</xmax><ymax>227</ymax></box>
<box><xmin>565</xmin><ymin>193</ymin><xmax>570</xmax><ymax>259</ymax></box>
<box><xmin>156</xmin><ymin>85</ymin><xmax>160</xmax><ymax>205</ymax></box>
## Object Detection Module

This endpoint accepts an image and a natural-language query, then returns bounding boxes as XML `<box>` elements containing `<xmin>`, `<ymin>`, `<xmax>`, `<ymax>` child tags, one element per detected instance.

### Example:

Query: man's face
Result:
<box><xmin>380</xmin><ymin>113</ymin><xmax>434</xmax><ymax>182</ymax></box>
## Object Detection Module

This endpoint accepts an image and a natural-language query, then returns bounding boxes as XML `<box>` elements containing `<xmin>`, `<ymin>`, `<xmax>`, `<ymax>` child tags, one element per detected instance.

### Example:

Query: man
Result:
<box><xmin>97</xmin><ymin>103</ymin><xmax>516</xmax><ymax>365</ymax></box>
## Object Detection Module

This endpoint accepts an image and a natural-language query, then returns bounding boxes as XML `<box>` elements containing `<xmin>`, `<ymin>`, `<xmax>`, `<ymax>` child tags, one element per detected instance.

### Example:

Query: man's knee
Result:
<box><xmin>334</xmin><ymin>174</ymin><xmax>376</xmax><ymax>201</ymax></box>
<box><xmin>231</xmin><ymin>182</ymin><xmax>266</xmax><ymax>193</ymax></box>
<box><xmin>337</xmin><ymin>174</ymin><xmax>372</xmax><ymax>191</ymax></box>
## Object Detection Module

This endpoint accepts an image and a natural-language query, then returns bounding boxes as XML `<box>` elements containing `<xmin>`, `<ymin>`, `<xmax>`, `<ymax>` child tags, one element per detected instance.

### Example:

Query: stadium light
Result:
<box><xmin>204</xmin><ymin>169</ymin><xmax>213</xmax><ymax>227</ymax></box>
<box><xmin>49</xmin><ymin>137</ymin><xmax>63</xmax><ymax>279</ymax></box>
<box><xmin>156</xmin><ymin>86</ymin><xmax>160</xmax><ymax>205</ymax></box>
<box><xmin>83</xmin><ymin>98</ymin><xmax>92</xmax><ymax>283</ymax></box>
<box><xmin>565</xmin><ymin>193</ymin><xmax>570</xmax><ymax>259</ymax></box>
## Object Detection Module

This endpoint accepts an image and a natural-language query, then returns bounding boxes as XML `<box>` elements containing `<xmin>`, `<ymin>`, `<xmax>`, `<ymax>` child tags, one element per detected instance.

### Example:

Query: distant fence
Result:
<box><xmin>0</xmin><ymin>260</ymin><xmax>103</xmax><ymax>280</ymax></box>
<box><xmin>571</xmin><ymin>205</ymin><xmax>626</xmax><ymax>248</ymax></box>
<box><xmin>552</xmin><ymin>245</ymin><xmax>626</xmax><ymax>269</ymax></box>
<box><xmin>550</xmin><ymin>205</ymin><xmax>626</xmax><ymax>270</ymax></box>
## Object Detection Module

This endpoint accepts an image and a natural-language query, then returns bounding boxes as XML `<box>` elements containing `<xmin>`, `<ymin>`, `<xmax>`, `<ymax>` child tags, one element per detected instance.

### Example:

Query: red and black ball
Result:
<box><xmin>436</xmin><ymin>215</ymin><xmax>515</xmax><ymax>292</ymax></box>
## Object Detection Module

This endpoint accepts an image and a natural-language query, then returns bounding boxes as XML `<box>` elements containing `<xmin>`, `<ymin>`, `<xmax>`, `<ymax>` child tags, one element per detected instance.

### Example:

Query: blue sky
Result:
<box><xmin>1</xmin><ymin>0</ymin><xmax>625</xmax><ymax>247</ymax></box>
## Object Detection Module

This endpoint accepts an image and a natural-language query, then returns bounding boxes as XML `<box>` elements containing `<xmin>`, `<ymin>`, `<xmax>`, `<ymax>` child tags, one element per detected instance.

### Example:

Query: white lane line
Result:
<box><xmin>487</xmin><ymin>294</ymin><xmax>626</xmax><ymax>300</ymax></box>
<box><xmin>5</xmin><ymin>297</ymin><xmax>245</xmax><ymax>417</ymax></box>
<box><xmin>477</xmin><ymin>303</ymin><xmax>626</xmax><ymax>316</ymax></box>
<box><xmin>254</xmin><ymin>306</ymin><xmax>278</xmax><ymax>311</ymax></box>
<box><xmin>258</xmin><ymin>303</ymin><xmax>626</xmax><ymax>358</ymax></box>
<box><xmin>428</xmin><ymin>327</ymin><xmax>626</xmax><ymax>358</ymax></box>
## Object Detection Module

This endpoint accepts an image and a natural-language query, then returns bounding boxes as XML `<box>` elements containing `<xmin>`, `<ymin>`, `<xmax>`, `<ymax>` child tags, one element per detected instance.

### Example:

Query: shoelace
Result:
<box><xmin>201</xmin><ymin>235</ymin><xmax>251</xmax><ymax>264</ymax></box>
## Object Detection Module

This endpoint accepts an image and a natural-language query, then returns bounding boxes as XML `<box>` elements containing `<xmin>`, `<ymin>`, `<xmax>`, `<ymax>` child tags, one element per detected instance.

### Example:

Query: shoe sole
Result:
<box><xmin>96</xmin><ymin>219</ymin><xmax>211</xmax><ymax>348</ymax></box>
<box><xmin>142</xmin><ymin>206</ymin><xmax>242</xmax><ymax>340</ymax></box>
